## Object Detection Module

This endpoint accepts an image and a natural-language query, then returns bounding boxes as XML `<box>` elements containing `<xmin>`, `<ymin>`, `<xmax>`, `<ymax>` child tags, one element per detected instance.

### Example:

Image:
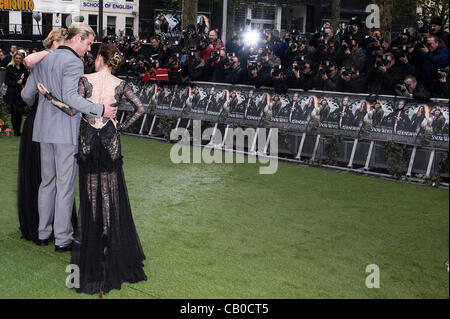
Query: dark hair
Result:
<box><xmin>97</xmin><ymin>43</ymin><xmax>123</xmax><ymax>70</ymax></box>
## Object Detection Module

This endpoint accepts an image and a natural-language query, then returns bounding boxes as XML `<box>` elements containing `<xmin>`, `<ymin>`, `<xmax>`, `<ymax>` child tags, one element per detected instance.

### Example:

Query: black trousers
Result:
<box><xmin>10</xmin><ymin>104</ymin><xmax>23</xmax><ymax>136</ymax></box>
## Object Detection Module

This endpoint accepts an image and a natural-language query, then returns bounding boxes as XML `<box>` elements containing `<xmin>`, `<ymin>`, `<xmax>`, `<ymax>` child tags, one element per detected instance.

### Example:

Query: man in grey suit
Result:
<box><xmin>21</xmin><ymin>23</ymin><xmax>117</xmax><ymax>252</ymax></box>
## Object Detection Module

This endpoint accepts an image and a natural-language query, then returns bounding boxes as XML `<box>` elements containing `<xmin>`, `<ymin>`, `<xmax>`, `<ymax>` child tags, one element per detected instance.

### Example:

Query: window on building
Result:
<box><xmin>0</xmin><ymin>11</ymin><xmax>9</xmax><ymax>35</ymax></box>
<box><xmin>125</xmin><ymin>17</ymin><xmax>134</xmax><ymax>37</ymax></box>
<box><xmin>42</xmin><ymin>12</ymin><xmax>53</xmax><ymax>38</ymax></box>
<box><xmin>251</xmin><ymin>6</ymin><xmax>276</xmax><ymax>20</ymax></box>
<box><xmin>107</xmin><ymin>16</ymin><xmax>116</xmax><ymax>36</ymax></box>
<box><xmin>62</xmin><ymin>14</ymin><xmax>70</xmax><ymax>29</ymax></box>
<box><xmin>22</xmin><ymin>12</ymin><xmax>33</xmax><ymax>35</ymax></box>
<box><xmin>291</xmin><ymin>17</ymin><xmax>304</xmax><ymax>33</ymax></box>
<box><xmin>89</xmin><ymin>14</ymin><xmax>98</xmax><ymax>35</ymax></box>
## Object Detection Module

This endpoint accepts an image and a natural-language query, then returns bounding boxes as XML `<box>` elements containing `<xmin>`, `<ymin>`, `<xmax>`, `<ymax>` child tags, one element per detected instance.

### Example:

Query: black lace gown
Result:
<box><xmin>48</xmin><ymin>76</ymin><xmax>147</xmax><ymax>294</ymax></box>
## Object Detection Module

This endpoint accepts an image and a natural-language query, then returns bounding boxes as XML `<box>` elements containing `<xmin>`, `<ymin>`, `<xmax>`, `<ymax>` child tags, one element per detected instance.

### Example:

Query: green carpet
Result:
<box><xmin>0</xmin><ymin>134</ymin><xmax>448</xmax><ymax>299</ymax></box>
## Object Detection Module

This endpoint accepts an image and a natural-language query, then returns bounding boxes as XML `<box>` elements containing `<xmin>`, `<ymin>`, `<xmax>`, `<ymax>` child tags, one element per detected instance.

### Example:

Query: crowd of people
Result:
<box><xmin>98</xmin><ymin>16</ymin><xmax>449</xmax><ymax>101</ymax></box>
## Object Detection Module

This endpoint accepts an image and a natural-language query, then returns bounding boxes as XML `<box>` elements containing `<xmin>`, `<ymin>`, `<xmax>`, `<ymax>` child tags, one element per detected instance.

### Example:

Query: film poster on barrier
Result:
<box><xmin>124</xmin><ymin>80</ymin><xmax>449</xmax><ymax>151</ymax></box>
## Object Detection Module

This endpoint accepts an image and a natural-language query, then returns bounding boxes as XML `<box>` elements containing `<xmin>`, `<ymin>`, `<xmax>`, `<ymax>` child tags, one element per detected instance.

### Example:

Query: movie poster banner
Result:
<box><xmin>124</xmin><ymin>81</ymin><xmax>449</xmax><ymax>150</ymax></box>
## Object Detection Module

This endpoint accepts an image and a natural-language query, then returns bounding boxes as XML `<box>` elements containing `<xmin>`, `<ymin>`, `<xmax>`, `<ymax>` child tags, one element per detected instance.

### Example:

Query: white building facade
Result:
<box><xmin>79</xmin><ymin>0</ymin><xmax>139</xmax><ymax>39</ymax></box>
<box><xmin>0</xmin><ymin>0</ymin><xmax>139</xmax><ymax>38</ymax></box>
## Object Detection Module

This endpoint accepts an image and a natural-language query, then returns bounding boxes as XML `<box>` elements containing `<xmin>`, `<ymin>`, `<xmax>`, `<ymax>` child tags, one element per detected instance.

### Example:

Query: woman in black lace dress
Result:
<box><xmin>38</xmin><ymin>43</ymin><xmax>147</xmax><ymax>295</ymax></box>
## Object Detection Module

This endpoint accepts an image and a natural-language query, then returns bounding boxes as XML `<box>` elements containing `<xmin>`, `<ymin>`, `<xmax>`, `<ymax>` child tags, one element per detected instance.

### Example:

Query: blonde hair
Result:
<box><xmin>43</xmin><ymin>28</ymin><xmax>69</xmax><ymax>49</ymax></box>
<box><xmin>66</xmin><ymin>22</ymin><xmax>95</xmax><ymax>41</ymax></box>
<box><xmin>8</xmin><ymin>51</ymin><xmax>24</xmax><ymax>67</ymax></box>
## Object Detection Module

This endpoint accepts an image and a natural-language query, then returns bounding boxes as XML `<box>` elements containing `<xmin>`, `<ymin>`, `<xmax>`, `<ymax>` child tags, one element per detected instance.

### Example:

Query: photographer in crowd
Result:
<box><xmin>200</xmin><ymin>29</ymin><xmax>225</xmax><ymax>62</ymax></box>
<box><xmin>366</xmin><ymin>52</ymin><xmax>403</xmax><ymax>95</ymax></box>
<box><xmin>431</xmin><ymin>67</ymin><xmax>449</xmax><ymax>99</ymax></box>
<box><xmin>182</xmin><ymin>51</ymin><xmax>205</xmax><ymax>81</ymax></box>
<box><xmin>429</xmin><ymin>16</ymin><xmax>449</xmax><ymax>48</ymax></box>
<box><xmin>395</xmin><ymin>74</ymin><xmax>431</xmax><ymax>101</ymax></box>
<box><xmin>336</xmin><ymin>64</ymin><xmax>367</xmax><ymax>93</ymax></box>
<box><xmin>414</xmin><ymin>34</ymin><xmax>449</xmax><ymax>89</ymax></box>
<box><xmin>313</xmin><ymin>60</ymin><xmax>340</xmax><ymax>91</ymax></box>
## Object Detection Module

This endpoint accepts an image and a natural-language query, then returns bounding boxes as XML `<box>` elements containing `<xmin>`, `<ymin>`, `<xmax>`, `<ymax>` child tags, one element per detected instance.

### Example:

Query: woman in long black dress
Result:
<box><xmin>18</xmin><ymin>28</ymin><xmax>71</xmax><ymax>244</ymax></box>
<box><xmin>4</xmin><ymin>50</ymin><xmax>28</xmax><ymax>136</ymax></box>
<box><xmin>38</xmin><ymin>43</ymin><xmax>147</xmax><ymax>295</ymax></box>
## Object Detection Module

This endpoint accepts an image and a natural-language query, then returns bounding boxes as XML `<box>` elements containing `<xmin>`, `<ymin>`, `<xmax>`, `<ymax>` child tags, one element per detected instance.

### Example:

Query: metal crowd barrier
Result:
<box><xmin>116</xmin><ymin>78</ymin><xmax>449</xmax><ymax>182</ymax></box>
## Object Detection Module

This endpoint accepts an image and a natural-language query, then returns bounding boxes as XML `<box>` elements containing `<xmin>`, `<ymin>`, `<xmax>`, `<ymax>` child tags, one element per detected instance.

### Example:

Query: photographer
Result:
<box><xmin>429</xmin><ymin>17</ymin><xmax>449</xmax><ymax>48</ymax></box>
<box><xmin>336</xmin><ymin>64</ymin><xmax>367</xmax><ymax>93</ymax></box>
<box><xmin>340</xmin><ymin>38</ymin><xmax>367</xmax><ymax>73</ymax></box>
<box><xmin>366</xmin><ymin>52</ymin><xmax>402</xmax><ymax>95</ymax></box>
<box><xmin>126</xmin><ymin>40</ymin><xmax>143</xmax><ymax>60</ymax></box>
<box><xmin>179</xmin><ymin>24</ymin><xmax>201</xmax><ymax>54</ymax></box>
<box><xmin>312</xmin><ymin>39</ymin><xmax>342</xmax><ymax>66</ymax></box>
<box><xmin>183</xmin><ymin>51</ymin><xmax>205</xmax><ymax>82</ymax></box>
<box><xmin>270</xmin><ymin>65</ymin><xmax>288</xmax><ymax>94</ymax></box>
<box><xmin>343</xmin><ymin>17</ymin><xmax>366</xmax><ymax>45</ymax></box>
<box><xmin>391</xmin><ymin>43</ymin><xmax>417</xmax><ymax>80</ymax></box>
<box><xmin>200</xmin><ymin>29</ymin><xmax>225</xmax><ymax>62</ymax></box>
<box><xmin>364</xmin><ymin>29</ymin><xmax>386</xmax><ymax>66</ymax></box>
<box><xmin>149</xmin><ymin>36</ymin><xmax>164</xmax><ymax>61</ymax></box>
<box><xmin>283</xmin><ymin>37</ymin><xmax>314</xmax><ymax>69</ymax></box>
<box><xmin>431</xmin><ymin>67</ymin><xmax>449</xmax><ymax>99</ymax></box>
<box><xmin>395</xmin><ymin>75</ymin><xmax>431</xmax><ymax>101</ymax></box>
<box><xmin>84</xmin><ymin>52</ymin><xmax>95</xmax><ymax>74</ymax></box>
<box><xmin>160</xmin><ymin>37</ymin><xmax>175</xmax><ymax>67</ymax></box>
<box><xmin>415</xmin><ymin>35</ymin><xmax>449</xmax><ymax>89</ymax></box>
<box><xmin>262</xmin><ymin>30</ymin><xmax>281</xmax><ymax>53</ymax></box>
<box><xmin>204</xmin><ymin>48</ymin><xmax>226</xmax><ymax>82</ymax></box>
<box><xmin>261</xmin><ymin>46</ymin><xmax>281</xmax><ymax>69</ymax></box>
<box><xmin>288</xmin><ymin>59</ymin><xmax>315</xmax><ymax>90</ymax></box>
<box><xmin>223</xmin><ymin>54</ymin><xmax>246</xmax><ymax>85</ymax></box>
<box><xmin>309</xmin><ymin>24</ymin><xmax>335</xmax><ymax>49</ymax></box>
<box><xmin>167</xmin><ymin>53</ymin><xmax>186</xmax><ymax>84</ymax></box>
<box><xmin>245</xmin><ymin>59</ymin><xmax>271</xmax><ymax>88</ymax></box>
<box><xmin>313</xmin><ymin>60</ymin><xmax>340</xmax><ymax>91</ymax></box>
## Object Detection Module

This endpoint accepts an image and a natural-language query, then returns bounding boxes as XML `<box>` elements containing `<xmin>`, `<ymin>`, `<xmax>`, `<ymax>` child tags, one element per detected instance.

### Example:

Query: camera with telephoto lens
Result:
<box><xmin>295</xmin><ymin>55</ymin><xmax>307</xmax><ymax>71</ymax></box>
<box><xmin>375</xmin><ymin>54</ymin><xmax>389</xmax><ymax>68</ymax></box>
<box><xmin>418</xmin><ymin>21</ymin><xmax>431</xmax><ymax>34</ymax></box>
<box><xmin>342</xmin><ymin>66</ymin><xmax>355</xmax><ymax>77</ymax></box>
<box><xmin>224</xmin><ymin>54</ymin><xmax>234</xmax><ymax>67</ymax></box>
<box><xmin>272</xmin><ymin>65</ymin><xmax>283</xmax><ymax>77</ymax></box>
<box><xmin>395</xmin><ymin>84</ymin><xmax>409</xmax><ymax>96</ymax></box>
<box><xmin>395</xmin><ymin>28</ymin><xmax>410</xmax><ymax>44</ymax></box>
<box><xmin>392</xmin><ymin>45</ymin><xmax>408</xmax><ymax>59</ymax></box>
<box><xmin>318</xmin><ymin>39</ymin><xmax>329</xmax><ymax>51</ymax></box>
<box><xmin>433</xmin><ymin>67</ymin><xmax>448</xmax><ymax>80</ymax></box>
<box><xmin>198</xmin><ymin>34</ymin><xmax>209</xmax><ymax>50</ymax></box>
<box><xmin>149</xmin><ymin>54</ymin><xmax>159</xmax><ymax>68</ymax></box>
<box><xmin>320</xmin><ymin>60</ymin><xmax>331</xmax><ymax>74</ymax></box>
<box><xmin>318</xmin><ymin>27</ymin><xmax>326</xmax><ymax>37</ymax></box>
<box><xmin>160</xmin><ymin>36</ymin><xmax>170</xmax><ymax>46</ymax></box>
<box><xmin>414</xmin><ymin>36</ymin><xmax>427</xmax><ymax>50</ymax></box>
<box><xmin>211</xmin><ymin>49</ymin><xmax>221</xmax><ymax>60</ymax></box>
<box><xmin>365</xmin><ymin>35</ymin><xmax>382</xmax><ymax>43</ymax></box>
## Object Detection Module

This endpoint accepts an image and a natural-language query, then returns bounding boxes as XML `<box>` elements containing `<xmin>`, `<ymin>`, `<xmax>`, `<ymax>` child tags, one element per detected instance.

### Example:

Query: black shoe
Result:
<box><xmin>37</xmin><ymin>235</ymin><xmax>54</xmax><ymax>246</ymax></box>
<box><xmin>55</xmin><ymin>243</ymin><xmax>73</xmax><ymax>252</ymax></box>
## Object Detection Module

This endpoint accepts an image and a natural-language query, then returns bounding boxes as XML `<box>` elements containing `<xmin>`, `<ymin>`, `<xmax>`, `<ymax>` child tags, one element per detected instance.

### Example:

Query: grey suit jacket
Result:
<box><xmin>21</xmin><ymin>46</ymin><xmax>104</xmax><ymax>146</ymax></box>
